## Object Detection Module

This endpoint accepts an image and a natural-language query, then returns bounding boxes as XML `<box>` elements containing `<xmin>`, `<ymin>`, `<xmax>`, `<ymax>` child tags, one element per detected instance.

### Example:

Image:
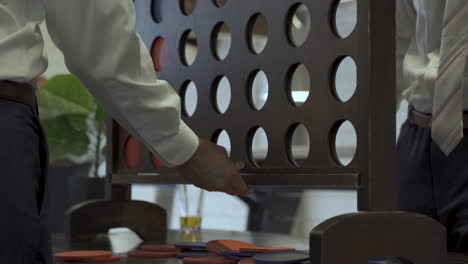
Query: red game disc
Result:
<box><xmin>239</xmin><ymin>247</ymin><xmax>296</xmax><ymax>253</ymax></box>
<box><xmin>124</xmin><ymin>136</ymin><xmax>140</xmax><ymax>169</ymax></box>
<box><xmin>127</xmin><ymin>250</ymin><xmax>178</xmax><ymax>259</ymax></box>
<box><xmin>151</xmin><ymin>154</ymin><xmax>164</xmax><ymax>169</ymax></box>
<box><xmin>57</xmin><ymin>262</ymin><xmax>120</xmax><ymax>264</ymax></box>
<box><xmin>54</xmin><ymin>251</ymin><xmax>112</xmax><ymax>261</ymax></box>
<box><xmin>238</xmin><ymin>257</ymin><xmax>255</xmax><ymax>264</ymax></box>
<box><xmin>183</xmin><ymin>256</ymin><xmax>236</xmax><ymax>264</ymax></box>
<box><xmin>141</xmin><ymin>244</ymin><xmax>180</xmax><ymax>252</ymax></box>
<box><xmin>151</xmin><ymin>37</ymin><xmax>168</xmax><ymax>72</ymax></box>
<box><xmin>207</xmin><ymin>240</ymin><xmax>256</xmax><ymax>255</ymax></box>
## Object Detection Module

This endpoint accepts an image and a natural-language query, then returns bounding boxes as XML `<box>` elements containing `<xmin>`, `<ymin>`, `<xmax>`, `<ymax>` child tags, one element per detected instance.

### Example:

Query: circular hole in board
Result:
<box><xmin>213</xmin><ymin>76</ymin><xmax>231</xmax><ymax>114</ymax></box>
<box><xmin>151</xmin><ymin>37</ymin><xmax>168</xmax><ymax>72</ymax></box>
<box><xmin>249</xmin><ymin>127</ymin><xmax>269</xmax><ymax>167</ymax></box>
<box><xmin>249</xmin><ymin>70</ymin><xmax>269</xmax><ymax>111</ymax></box>
<box><xmin>125</xmin><ymin>136</ymin><xmax>140</xmax><ymax>169</ymax></box>
<box><xmin>212</xmin><ymin>22</ymin><xmax>232</xmax><ymax>61</ymax></box>
<box><xmin>288</xmin><ymin>64</ymin><xmax>311</xmax><ymax>107</ymax></box>
<box><xmin>333</xmin><ymin>0</ymin><xmax>357</xmax><ymax>39</ymax></box>
<box><xmin>248</xmin><ymin>13</ymin><xmax>269</xmax><ymax>54</ymax></box>
<box><xmin>288</xmin><ymin>123</ymin><xmax>310</xmax><ymax>167</ymax></box>
<box><xmin>182</xmin><ymin>81</ymin><xmax>198</xmax><ymax>117</ymax></box>
<box><xmin>287</xmin><ymin>3</ymin><xmax>311</xmax><ymax>47</ymax></box>
<box><xmin>180</xmin><ymin>30</ymin><xmax>198</xmax><ymax>66</ymax></box>
<box><xmin>151</xmin><ymin>0</ymin><xmax>166</xmax><ymax>23</ymax></box>
<box><xmin>213</xmin><ymin>0</ymin><xmax>228</xmax><ymax>7</ymax></box>
<box><xmin>213</xmin><ymin>129</ymin><xmax>232</xmax><ymax>156</ymax></box>
<box><xmin>181</xmin><ymin>0</ymin><xmax>196</xmax><ymax>15</ymax></box>
<box><xmin>331</xmin><ymin>120</ymin><xmax>357</xmax><ymax>166</ymax></box>
<box><xmin>333</xmin><ymin>56</ymin><xmax>357</xmax><ymax>102</ymax></box>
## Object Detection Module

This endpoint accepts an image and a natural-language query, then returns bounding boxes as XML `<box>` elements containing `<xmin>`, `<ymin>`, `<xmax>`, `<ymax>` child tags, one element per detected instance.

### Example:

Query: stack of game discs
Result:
<box><xmin>205</xmin><ymin>240</ymin><xmax>310</xmax><ymax>264</ymax></box>
<box><xmin>128</xmin><ymin>242</ymin><xmax>213</xmax><ymax>264</ymax></box>
<box><xmin>126</xmin><ymin>249</ymin><xmax>179</xmax><ymax>264</ymax></box>
<box><xmin>54</xmin><ymin>251</ymin><xmax>121</xmax><ymax>264</ymax></box>
<box><xmin>55</xmin><ymin>240</ymin><xmax>390</xmax><ymax>264</ymax></box>
<box><xmin>207</xmin><ymin>242</ymin><xmax>309</xmax><ymax>264</ymax></box>
<box><xmin>174</xmin><ymin>242</ymin><xmax>215</xmax><ymax>259</ymax></box>
<box><xmin>177</xmin><ymin>240</ymin><xmax>239</xmax><ymax>264</ymax></box>
<box><xmin>222</xmin><ymin>247</ymin><xmax>300</xmax><ymax>261</ymax></box>
<box><xmin>183</xmin><ymin>256</ymin><xmax>238</xmax><ymax>264</ymax></box>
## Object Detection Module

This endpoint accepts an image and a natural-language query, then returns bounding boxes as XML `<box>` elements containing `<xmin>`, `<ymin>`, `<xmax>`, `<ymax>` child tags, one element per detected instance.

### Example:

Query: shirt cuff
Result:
<box><xmin>149</xmin><ymin>121</ymin><xmax>199</xmax><ymax>167</ymax></box>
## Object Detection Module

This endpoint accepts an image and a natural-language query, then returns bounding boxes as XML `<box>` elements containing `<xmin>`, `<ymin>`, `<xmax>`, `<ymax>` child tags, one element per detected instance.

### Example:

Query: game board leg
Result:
<box><xmin>309</xmin><ymin>212</ymin><xmax>447</xmax><ymax>264</ymax></box>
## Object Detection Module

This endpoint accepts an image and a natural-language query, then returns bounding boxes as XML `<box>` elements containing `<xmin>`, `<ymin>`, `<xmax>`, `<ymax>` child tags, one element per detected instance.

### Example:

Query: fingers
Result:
<box><xmin>224</xmin><ymin>185</ymin><xmax>237</xmax><ymax>196</ymax></box>
<box><xmin>234</xmin><ymin>161</ymin><xmax>253</xmax><ymax>196</ymax></box>
<box><xmin>176</xmin><ymin>139</ymin><xmax>253</xmax><ymax>196</ymax></box>
<box><xmin>221</xmin><ymin>161</ymin><xmax>252</xmax><ymax>196</ymax></box>
<box><xmin>219</xmin><ymin>146</ymin><xmax>229</xmax><ymax>157</ymax></box>
<box><xmin>246</xmin><ymin>185</ymin><xmax>254</xmax><ymax>195</ymax></box>
<box><xmin>240</xmin><ymin>185</ymin><xmax>255</xmax><ymax>196</ymax></box>
<box><xmin>220</xmin><ymin>164</ymin><xmax>243</xmax><ymax>196</ymax></box>
<box><xmin>230</xmin><ymin>172</ymin><xmax>251</xmax><ymax>196</ymax></box>
<box><xmin>235</xmin><ymin>161</ymin><xmax>245</xmax><ymax>170</ymax></box>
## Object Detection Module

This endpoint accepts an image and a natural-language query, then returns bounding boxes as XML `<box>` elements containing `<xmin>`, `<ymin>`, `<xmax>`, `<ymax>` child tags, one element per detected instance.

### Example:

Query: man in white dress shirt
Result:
<box><xmin>0</xmin><ymin>1</ymin><xmax>250</xmax><ymax>263</ymax></box>
<box><xmin>397</xmin><ymin>0</ymin><xmax>468</xmax><ymax>253</ymax></box>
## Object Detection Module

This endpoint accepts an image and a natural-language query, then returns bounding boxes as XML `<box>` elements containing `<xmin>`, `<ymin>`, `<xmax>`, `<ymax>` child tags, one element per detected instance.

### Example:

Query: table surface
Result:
<box><xmin>53</xmin><ymin>229</ymin><xmax>309</xmax><ymax>250</ymax></box>
<box><xmin>52</xmin><ymin>230</ymin><xmax>396</xmax><ymax>263</ymax></box>
<box><xmin>53</xmin><ymin>229</ymin><xmax>310</xmax><ymax>263</ymax></box>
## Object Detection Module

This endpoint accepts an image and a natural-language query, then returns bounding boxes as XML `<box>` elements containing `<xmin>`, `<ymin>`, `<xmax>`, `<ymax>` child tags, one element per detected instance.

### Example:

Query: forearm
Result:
<box><xmin>43</xmin><ymin>0</ymin><xmax>199</xmax><ymax>166</ymax></box>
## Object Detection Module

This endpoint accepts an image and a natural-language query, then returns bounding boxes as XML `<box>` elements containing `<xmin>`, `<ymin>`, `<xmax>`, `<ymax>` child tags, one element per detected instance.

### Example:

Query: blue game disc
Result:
<box><xmin>254</xmin><ymin>251</ymin><xmax>309</xmax><ymax>264</ymax></box>
<box><xmin>222</xmin><ymin>250</ymin><xmax>257</xmax><ymax>257</ymax></box>
<box><xmin>175</xmin><ymin>242</ymin><xmax>207</xmax><ymax>250</ymax></box>
<box><xmin>176</xmin><ymin>251</ymin><xmax>216</xmax><ymax>259</ymax></box>
<box><xmin>292</xmin><ymin>250</ymin><xmax>309</xmax><ymax>254</ymax></box>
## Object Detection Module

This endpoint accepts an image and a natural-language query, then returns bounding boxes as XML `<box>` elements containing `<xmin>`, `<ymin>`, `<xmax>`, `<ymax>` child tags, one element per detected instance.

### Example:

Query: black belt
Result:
<box><xmin>408</xmin><ymin>106</ymin><xmax>468</xmax><ymax>129</ymax></box>
<box><xmin>0</xmin><ymin>80</ymin><xmax>37</xmax><ymax>114</ymax></box>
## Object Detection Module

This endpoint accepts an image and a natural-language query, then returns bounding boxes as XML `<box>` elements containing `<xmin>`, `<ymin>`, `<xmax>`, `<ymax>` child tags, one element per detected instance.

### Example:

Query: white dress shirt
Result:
<box><xmin>0</xmin><ymin>0</ymin><xmax>199</xmax><ymax>167</ymax></box>
<box><xmin>397</xmin><ymin>0</ymin><xmax>468</xmax><ymax>114</ymax></box>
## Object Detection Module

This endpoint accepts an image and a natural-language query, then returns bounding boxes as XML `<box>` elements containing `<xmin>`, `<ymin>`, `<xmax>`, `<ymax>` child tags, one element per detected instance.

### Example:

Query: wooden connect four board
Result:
<box><xmin>108</xmin><ymin>0</ymin><xmax>396</xmax><ymax>211</ymax></box>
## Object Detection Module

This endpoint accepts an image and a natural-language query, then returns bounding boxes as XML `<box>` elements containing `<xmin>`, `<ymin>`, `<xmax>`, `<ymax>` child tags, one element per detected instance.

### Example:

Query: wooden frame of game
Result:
<box><xmin>106</xmin><ymin>0</ymin><xmax>449</xmax><ymax>263</ymax></box>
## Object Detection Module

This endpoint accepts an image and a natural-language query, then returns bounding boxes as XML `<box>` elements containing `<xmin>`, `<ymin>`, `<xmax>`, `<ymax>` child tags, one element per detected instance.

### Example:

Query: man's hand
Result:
<box><xmin>176</xmin><ymin>138</ymin><xmax>253</xmax><ymax>196</ymax></box>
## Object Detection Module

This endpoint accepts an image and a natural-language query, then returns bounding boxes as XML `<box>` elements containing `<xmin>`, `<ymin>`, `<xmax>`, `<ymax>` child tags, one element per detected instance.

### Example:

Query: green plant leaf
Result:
<box><xmin>96</xmin><ymin>104</ymin><xmax>106</xmax><ymax>122</ymax></box>
<box><xmin>67</xmin><ymin>114</ymin><xmax>88</xmax><ymax>132</ymax></box>
<box><xmin>37</xmin><ymin>74</ymin><xmax>96</xmax><ymax>120</ymax></box>
<box><xmin>42</xmin><ymin>116</ymin><xmax>90</xmax><ymax>164</ymax></box>
<box><xmin>37</xmin><ymin>74</ymin><xmax>108</xmax><ymax>167</ymax></box>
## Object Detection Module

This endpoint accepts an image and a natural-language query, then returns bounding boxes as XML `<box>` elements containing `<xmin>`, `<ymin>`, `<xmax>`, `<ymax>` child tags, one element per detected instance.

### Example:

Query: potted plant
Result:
<box><xmin>37</xmin><ymin>74</ymin><xmax>107</xmax><ymax>232</ymax></box>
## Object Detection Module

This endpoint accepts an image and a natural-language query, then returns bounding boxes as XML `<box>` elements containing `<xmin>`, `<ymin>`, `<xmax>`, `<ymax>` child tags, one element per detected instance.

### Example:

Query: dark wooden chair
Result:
<box><xmin>64</xmin><ymin>199</ymin><xmax>167</xmax><ymax>250</ymax></box>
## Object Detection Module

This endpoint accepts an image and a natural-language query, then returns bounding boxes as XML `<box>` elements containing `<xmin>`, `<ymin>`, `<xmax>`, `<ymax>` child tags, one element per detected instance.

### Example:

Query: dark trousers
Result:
<box><xmin>397</xmin><ymin>119</ymin><xmax>468</xmax><ymax>252</ymax></box>
<box><xmin>0</xmin><ymin>99</ymin><xmax>52</xmax><ymax>263</ymax></box>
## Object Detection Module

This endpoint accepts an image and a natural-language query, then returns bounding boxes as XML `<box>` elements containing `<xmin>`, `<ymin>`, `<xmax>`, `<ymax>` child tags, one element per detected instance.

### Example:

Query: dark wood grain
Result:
<box><xmin>108</xmin><ymin>0</ymin><xmax>374</xmax><ymax>196</ymax></box>
<box><xmin>310</xmin><ymin>212</ymin><xmax>447</xmax><ymax>264</ymax></box>
<box><xmin>111</xmin><ymin>172</ymin><xmax>359</xmax><ymax>187</ymax></box>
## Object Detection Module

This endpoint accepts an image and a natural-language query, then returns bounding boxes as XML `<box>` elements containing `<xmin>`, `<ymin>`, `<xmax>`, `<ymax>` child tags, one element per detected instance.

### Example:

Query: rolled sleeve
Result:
<box><xmin>42</xmin><ymin>0</ymin><xmax>199</xmax><ymax>167</ymax></box>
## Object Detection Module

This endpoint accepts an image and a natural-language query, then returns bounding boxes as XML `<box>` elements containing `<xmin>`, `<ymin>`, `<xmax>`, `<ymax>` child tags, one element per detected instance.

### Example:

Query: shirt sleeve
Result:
<box><xmin>42</xmin><ymin>0</ymin><xmax>199</xmax><ymax>167</ymax></box>
<box><xmin>396</xmin><ymin>0</ymin><xmax>417</xmax><ymax>108</ymax></box>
